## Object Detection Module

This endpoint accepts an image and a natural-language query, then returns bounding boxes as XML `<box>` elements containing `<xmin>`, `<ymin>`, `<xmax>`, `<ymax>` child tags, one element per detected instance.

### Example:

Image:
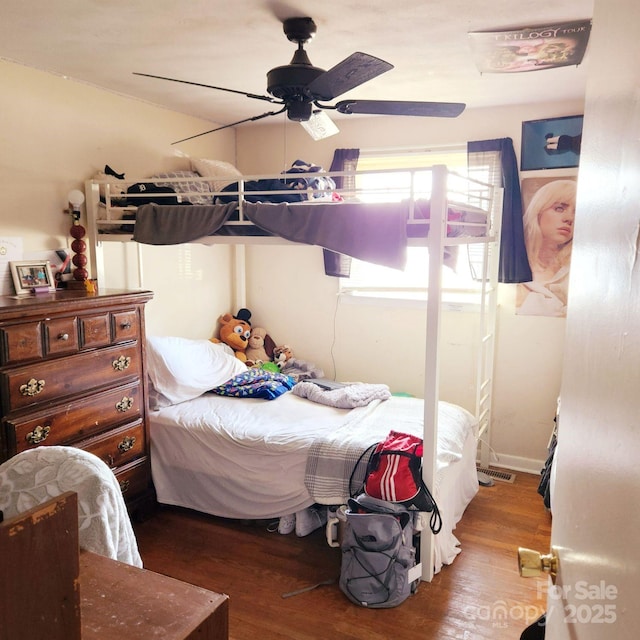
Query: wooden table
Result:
<box><xmin>80</xmin><ymin>551</ymin><xmax>228</xmax><ymax>639</ymax></box>
<box><xmin>1</xmin><ymin>492</ymin><xmax>228</xmax><ymax>640</ymax></box>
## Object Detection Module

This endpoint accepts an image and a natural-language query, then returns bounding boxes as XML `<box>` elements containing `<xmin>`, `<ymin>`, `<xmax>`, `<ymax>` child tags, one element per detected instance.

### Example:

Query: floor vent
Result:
<box><xmin>476</xmin><ymin>466</ymin><xmax>516</xmax><ymax>483</ymax></box>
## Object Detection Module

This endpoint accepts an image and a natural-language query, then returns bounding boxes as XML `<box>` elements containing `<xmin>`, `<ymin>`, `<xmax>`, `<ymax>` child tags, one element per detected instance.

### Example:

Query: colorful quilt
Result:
<box><xmin>210</xmin><ymin>368</ymin><xmax>295</xmax><ymax>400</ymax></box>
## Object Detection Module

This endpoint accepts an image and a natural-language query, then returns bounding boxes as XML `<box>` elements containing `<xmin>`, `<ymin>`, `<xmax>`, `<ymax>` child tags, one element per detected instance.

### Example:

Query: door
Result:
<box><xmin>541</xmin><ymin>1</ymin><xmax>640</xmax><ymax>638</ymax></box>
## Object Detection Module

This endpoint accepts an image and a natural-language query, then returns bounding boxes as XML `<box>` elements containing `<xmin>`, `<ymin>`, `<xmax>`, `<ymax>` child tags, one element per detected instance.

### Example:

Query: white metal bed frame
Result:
<box><xmin>85</xmin><ymin>164</ymin><xmax>502</xmax><ymax>582</ymax></box>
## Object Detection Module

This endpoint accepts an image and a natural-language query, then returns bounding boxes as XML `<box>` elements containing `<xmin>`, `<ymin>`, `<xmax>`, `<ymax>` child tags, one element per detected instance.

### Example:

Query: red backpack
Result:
<box><xmin>363</xmin><ymin>430</ymin><xmax>442</xmax><ymax>534</ymax></box>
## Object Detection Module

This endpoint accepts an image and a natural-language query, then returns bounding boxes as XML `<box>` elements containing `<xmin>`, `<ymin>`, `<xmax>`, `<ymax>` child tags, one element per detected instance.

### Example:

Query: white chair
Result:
<box><xmin>0</xmin><ymin>446</ymin><xmax>142</xmax><ymax>567</ymax></box>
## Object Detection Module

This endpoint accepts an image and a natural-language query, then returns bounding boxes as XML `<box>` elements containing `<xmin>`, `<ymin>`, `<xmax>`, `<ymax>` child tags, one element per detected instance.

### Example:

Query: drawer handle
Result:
<box><xmin>20</xmin><ymin>378</ymin><xmax>45</xmax><ymax>397</ymax></box>
<box><xmin>120</xmin><ymin>322</ymin><xmax>132</xmax><ymax>330</ymax></box>
<box><xmin>26</xmin><ymin>425</ymin><xmax>51</xmax><ymax>444</ymax></box>
<box><xmin>118</xmin><ymin>436</ymin><xmax>137</xmax><ymax>453</ymax></box>
<box><xmin>58</xmin><ymin>333</ymin><xmax>69</xmax><ymax>341</ymax></box>
<box><xmin>119</xmin><ymin>479</ymin><xmax>130</xmax><ymax>494</ymax></box>
<box><xmin>112</xmin><ymin>355</ymin><xmax>131</xmax><ymax>371</ymax></box>
<box><xmin>115</xmin><ymin>396</ymin><xmax>134</xmax><ymax>412</ymax></box>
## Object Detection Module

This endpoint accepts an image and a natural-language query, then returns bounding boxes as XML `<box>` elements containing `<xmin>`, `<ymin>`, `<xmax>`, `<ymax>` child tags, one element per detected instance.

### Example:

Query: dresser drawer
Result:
<box><xmin>112</xmin><ymin>309</ymin><xmax>140</xmax><ymax>343</ymax></box>
<box><xmin>44</xmin><ymin>316</ymin><xmax>79</xmax><ymax>356</ymax></box>
<box><xmin>80</xmin><ymin>313</ymin><xmax>111</xmax><ymax>349</ymax></box>
<box><xmin>5</xmin><ymin>382</ymin><xmax>142</xmax><ymax>453</ymax></box>
<box><xmin>114</xmin><ymin>456</ymin><xmax>151</xmax><ymax>498</ymax></box>
<box><xmin>0</xmin><ymin>321</ymin><xmax>43</xmax><ymax>365</ymax></box>
<box><xmin>78</xmin><ymin>420</ymin><xmax>145</xmax><ymax>470</ymax></box>
<box><xmin>1</xmin><ymin>342</ymin><xmax>142</xmax><ymax>413</ymax></box>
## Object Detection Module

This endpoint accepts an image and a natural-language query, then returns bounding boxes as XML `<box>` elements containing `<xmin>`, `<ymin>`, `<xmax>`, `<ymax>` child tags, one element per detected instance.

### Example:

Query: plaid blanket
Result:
<box><xmin>304</xmin><ymin>438</ymin><xmax>377</xmax><ymax>505</ymax></box>
<box><xmin>303</xmin><ymin>400</ymin><xmax>385</xmax><ymax>505</ymax></box>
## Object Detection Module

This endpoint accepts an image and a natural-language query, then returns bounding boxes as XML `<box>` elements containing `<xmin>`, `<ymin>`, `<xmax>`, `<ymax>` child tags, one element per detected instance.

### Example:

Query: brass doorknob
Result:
<box><xmin>518</xmin><ymin>547</ymin><xmax>558</xmax><ymax>584</ymax></box>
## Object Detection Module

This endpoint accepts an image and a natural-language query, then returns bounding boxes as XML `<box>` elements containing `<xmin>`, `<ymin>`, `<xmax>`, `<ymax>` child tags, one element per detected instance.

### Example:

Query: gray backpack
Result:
<box><xmin>339</xmin><ymin>494</ymin><xmax>419</xmax><ymax>608</ymax></box>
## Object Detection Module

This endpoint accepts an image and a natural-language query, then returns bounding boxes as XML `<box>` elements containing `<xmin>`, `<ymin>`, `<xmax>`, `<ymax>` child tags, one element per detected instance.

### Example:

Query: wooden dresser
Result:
<box><xmin>0</xmin><ymin>289</ymin><xmax>154</xmax><ymax>517</ymax></box>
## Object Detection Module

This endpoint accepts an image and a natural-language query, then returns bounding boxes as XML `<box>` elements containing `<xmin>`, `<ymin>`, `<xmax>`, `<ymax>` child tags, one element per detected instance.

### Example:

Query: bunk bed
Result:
<box><xmin>85</xmin><ymin>164</ymin><xmax>502</xmax><ymax>582</ymax></box>
<box><xmin>86</xmin><ymin>166</ymin><xmax>492</xmax><ymax>270</ymax></box>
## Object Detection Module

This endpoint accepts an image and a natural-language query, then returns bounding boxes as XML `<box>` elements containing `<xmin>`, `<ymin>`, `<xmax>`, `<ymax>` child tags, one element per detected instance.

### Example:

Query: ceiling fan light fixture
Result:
<box><xmin>300</xmin><ymin>110</ymin><xmax>339</xmax><ymax>140</ymax></box>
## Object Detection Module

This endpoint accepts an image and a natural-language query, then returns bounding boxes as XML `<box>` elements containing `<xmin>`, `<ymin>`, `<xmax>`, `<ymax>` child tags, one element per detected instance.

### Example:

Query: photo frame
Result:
<box><xmin>10</xmin><ymin>260</ymin><xmax>56</xmax><ymax>295</ymax></box>
<box><xmin>521</xmin><ymin>115</ymin><xmax>584</xmax><ymax>171</ymax></box>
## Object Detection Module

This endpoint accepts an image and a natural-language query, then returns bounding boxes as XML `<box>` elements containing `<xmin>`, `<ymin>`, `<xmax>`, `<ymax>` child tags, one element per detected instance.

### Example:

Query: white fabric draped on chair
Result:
<box><xmin>0</xmin><ymin>446</ymin><xmax>142</xmax><ymax>567</ymax></box>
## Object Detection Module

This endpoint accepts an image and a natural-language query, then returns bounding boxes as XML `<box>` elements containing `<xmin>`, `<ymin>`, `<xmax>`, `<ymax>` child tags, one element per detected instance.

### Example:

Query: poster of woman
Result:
<box><xmin>516</xmin><ymin>177</ymin><xmax>577</xmax><ymax>317</ymax></box>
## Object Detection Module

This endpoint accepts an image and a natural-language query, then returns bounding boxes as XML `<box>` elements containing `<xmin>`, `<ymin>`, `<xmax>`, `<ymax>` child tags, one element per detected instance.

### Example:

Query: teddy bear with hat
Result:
<box><xmin>211</xmin><ymin>308</ymin><xmax>253</xmax><ymax>362</ymax></box>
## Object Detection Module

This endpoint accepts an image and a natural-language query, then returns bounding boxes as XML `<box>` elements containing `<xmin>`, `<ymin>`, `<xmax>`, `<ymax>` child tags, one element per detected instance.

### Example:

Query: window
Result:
<box><xmin>340</xmin><ymin>147</ymin><xmax>485</xmax><ymax>303</ymax></box>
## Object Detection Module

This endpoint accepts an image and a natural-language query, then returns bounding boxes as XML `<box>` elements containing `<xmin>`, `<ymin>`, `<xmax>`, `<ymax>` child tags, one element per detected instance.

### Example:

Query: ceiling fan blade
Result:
<box><xmin>299</xmin><ymin>110</ymin><xmax>339</xmax><ymax>141</ymax></box>
<box><xmin>307</xmin><ymin>52</ymin><xmax>393</xmax><ymax>101</ymax></box>
<box><xmin>334</xmin><ymin>99</ymin><xmax>466</xmax><ymax>118</ymax></box>
<box><xmin>172</xmin><ymin>107</ymin><xmax>287</xmax><ymax>144</ymax></box>
<box><xmin>133</xmin><ymin>72</ymin><xmax>279</xmax><ymax>104</ymax></box>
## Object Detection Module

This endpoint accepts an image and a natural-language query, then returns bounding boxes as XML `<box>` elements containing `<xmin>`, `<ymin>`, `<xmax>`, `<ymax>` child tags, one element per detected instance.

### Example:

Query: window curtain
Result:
<box><xmin>467</xmin><ymin>138</ymin><xmax>532</xmax><ymax>283</ymax></box>
<box><xmin>323</xmin><ymin>148</ymin><xmax>360</xmax><ymax>277</ymax></box>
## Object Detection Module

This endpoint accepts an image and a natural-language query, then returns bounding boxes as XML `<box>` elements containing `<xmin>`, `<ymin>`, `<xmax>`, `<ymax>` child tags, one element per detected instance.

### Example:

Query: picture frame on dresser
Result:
<box><xmin>9</xmin><ymin>260</ymin><xmax>56</xmax><ymax>295</ymax></box>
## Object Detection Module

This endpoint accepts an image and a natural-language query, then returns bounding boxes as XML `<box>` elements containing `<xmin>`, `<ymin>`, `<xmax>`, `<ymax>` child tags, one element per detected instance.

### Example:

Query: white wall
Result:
<box><xmin>99</xmin><ymin>242</ymin><xmax>237</xmax><ymax>338</ymax></box>
<box><xmin>237</xmin><ymin>102</ymin><xmax>584</xmax><ymax>470</ymax></box>
<box><xmin>0</xmin><ymin>60</ymin><xmax>238</xmax><ymax>338</ymax></box>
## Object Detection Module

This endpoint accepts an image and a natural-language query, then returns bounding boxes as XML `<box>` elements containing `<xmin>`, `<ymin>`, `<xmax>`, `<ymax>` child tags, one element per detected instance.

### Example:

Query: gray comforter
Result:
<box><xmin>131</xmin><ymin>201</ymin><xmax>409</xmax><ymax>269</ymax></box>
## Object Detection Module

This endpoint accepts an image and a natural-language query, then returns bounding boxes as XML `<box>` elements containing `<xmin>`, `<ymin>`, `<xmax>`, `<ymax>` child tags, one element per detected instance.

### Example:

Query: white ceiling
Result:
<box><xmin>1</xmin><ymin>1</ymin><xmax>593</xmax><ymax>133</ymax></box>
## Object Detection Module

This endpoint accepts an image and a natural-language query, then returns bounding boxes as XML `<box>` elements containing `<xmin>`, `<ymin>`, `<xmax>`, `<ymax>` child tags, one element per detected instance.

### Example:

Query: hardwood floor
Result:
<box><xmin>134</xmin><ymin>471</ymin><xmax>551</xmax><ymax>640</ymax></box>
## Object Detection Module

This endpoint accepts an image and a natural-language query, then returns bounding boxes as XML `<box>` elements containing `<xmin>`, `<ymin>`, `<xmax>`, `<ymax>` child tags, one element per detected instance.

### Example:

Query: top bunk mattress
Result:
<box><xmin>87</xmin><ymin>165</ymin><xmax>497</xmax><ymax>269</ymax></box>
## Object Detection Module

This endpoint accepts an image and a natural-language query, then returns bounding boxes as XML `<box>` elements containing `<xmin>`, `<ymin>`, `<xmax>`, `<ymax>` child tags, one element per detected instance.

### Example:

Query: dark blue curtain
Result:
<box><xmin>323</xmin><ymin>148</ymin><xmax>360</xmax><ymax>277</ymax></box>
<box><xmin>467</xmin><ymin>138</ymin><xmax>532</xmax><ymax>283</ymax></box>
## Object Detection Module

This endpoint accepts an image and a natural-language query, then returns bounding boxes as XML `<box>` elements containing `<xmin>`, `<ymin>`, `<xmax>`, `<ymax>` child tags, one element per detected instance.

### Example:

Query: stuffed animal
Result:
<box><xmin>244</xmin><ymin>327</ymin><xmax>268</xmax><ymax>365</ymax></box>
<box><xmin>211</xmin><ymin>308</ymin><xmax>252</xmax><ymax>362</ymax></box>
<box><xmin>245</xmin><ymin>327</ymin><xmax>277</xmax><ymax>366</ymax></box>
<box><xmin>272</xmin><ymin>345</ymin><xmax>293</xmax><ymax>370</ymax></box>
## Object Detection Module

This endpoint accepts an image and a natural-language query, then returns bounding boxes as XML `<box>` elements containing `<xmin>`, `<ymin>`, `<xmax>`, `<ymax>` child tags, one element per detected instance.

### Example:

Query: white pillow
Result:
<box><xmin>146</xmin><ymin>336</ymin><xmax>247</xmax><ymax>405</ymax></box>
<box><xmin>190</xmin><ymin>158</ymin><xmax>243</xmax><ymax>192</ymax></box>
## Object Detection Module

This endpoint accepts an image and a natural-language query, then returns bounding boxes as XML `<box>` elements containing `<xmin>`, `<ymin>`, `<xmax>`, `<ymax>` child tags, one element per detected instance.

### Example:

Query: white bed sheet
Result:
<box><xmin>149</xmin><ymin>393</ymin><xmax>478</xmax><ymax>569</ymax></box>
<box><xmin>432</xmin><ymin>427</ymin><xmax>479</xmax><ymax>572</ymax></box>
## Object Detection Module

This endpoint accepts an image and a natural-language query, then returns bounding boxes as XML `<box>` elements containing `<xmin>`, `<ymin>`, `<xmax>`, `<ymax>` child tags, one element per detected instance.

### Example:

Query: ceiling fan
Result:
<box><xmin>134</xmin><ymin>16</ymin><xmax>465</xmax><ymax>144</ymax></box>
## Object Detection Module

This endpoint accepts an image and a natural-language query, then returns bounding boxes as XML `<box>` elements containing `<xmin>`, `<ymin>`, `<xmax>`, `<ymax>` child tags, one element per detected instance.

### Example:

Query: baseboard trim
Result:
<box><xmin>476</xmin><ymin>452</ymin><xmax>545</xmax><ymax>476</ymax></box>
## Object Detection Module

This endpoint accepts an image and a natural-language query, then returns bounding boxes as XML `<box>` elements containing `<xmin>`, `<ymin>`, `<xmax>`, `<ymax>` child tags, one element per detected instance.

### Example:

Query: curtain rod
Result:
<box><xmin>359</xmin><ymin>143</ymin><xmax>466</xmax><ymax>156</ymax></box>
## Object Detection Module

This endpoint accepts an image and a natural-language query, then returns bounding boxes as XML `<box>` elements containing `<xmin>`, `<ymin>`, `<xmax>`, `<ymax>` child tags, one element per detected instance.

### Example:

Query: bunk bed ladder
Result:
<box><xmin>475</xmin><ymin>187</ymin><xmax>503</xmax><ymax>470</ymax></box>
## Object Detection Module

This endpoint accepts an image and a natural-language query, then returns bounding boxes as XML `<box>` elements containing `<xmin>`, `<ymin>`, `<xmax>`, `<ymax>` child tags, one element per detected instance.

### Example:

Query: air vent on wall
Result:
<box><xmin>476</xmin><ymin>466</ymin><xmax>516</xmax><ymax>483</ymax></box>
